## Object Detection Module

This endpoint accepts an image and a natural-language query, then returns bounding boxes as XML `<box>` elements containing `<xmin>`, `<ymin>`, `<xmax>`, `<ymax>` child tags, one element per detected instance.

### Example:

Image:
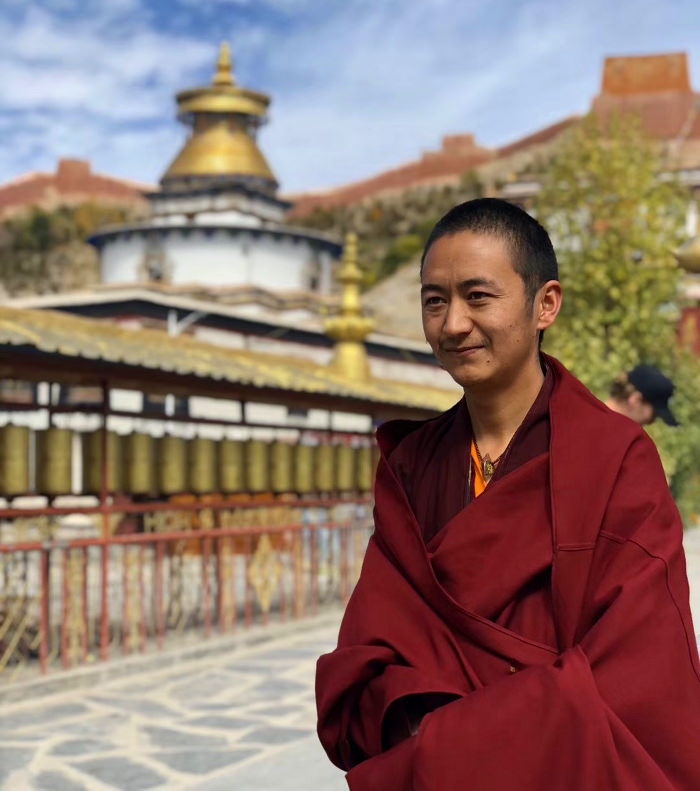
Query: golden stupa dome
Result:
<box><xmin>675</xmin><ymin>235</ymin><xmax>700</xmax><ymax>274</ymax></box>
<box><xmin>164</xmin><ymin>121</ymin><xmax>276</xmax><ymax>183</ymax></box>
<box><xmin>161</xmin><ymin>43</ymin><xmax>276</xmax><ymax>186</ymax></box>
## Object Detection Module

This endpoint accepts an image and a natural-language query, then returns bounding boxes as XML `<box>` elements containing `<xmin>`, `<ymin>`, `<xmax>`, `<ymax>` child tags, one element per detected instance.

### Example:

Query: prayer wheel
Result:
<box><xmin>82</xmin><ymin>430</ymin><xmax>123</xmax><ymax>494</ymax></box>
<box><xmin>0</xmin><ymin>425</ymin><xmax>30</xmax><ymax>496</ymax></box>
<box><xmin>220</xmin><ymin>439</ymin><xmax>245</xmax><ymax>493</ymax></box>
<box><xmin>294</xmin><ymin>443</ymin><xmax>315</xmax><ymax>494</ymax></box>
<box><xmin>190</xmin><ymin>438</ymin><xmax>217</xmax><ymax>494</ymax></box>
<box><xmin>158</xmin><ymin>435</ymin><xmax>187</xmax><ymax>495</ymax></box>
<box><xmin>271</xmin><ymin>441</ymin><xmax>294</xmax><ymax>494</ymax></box>
<box><xmin>357</xmin><ymin>445</ymin><xmax>374</xmax><ymax>492</ymax></box>
<box><xmin>315</xmin><ymin>443</ymin><xmax>335</xmax><ymax>493</ymax></box>
<box><xmin>124</xmin><ymin>433</ymin><xmax>156</xmax><ymax>495</ymax></box>
<box><xmin>246</xmin><ymin>440</ymin><xmax>269</xmax><ymax>493</ymax></box>
<box><xmin>37</xmin><ymin>428</ymin><xmax>72</xmax><ymax>496</ymax></box>
<box><xmin>336</xmin><ymin>444</ymin><xmax>356</xmax><ymax>492</ymax></box>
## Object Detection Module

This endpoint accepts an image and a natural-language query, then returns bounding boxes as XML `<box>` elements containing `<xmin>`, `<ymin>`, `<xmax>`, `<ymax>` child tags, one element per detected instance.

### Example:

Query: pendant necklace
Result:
<box><xmin>473</xmin><ymin>440</ymin><xmax>504</xmax><ymax>483</ymax></box>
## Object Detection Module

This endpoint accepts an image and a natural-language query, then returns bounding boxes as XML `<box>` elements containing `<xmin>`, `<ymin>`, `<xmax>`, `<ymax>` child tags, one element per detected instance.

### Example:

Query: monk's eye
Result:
<box><xmin>467</xmin><ymin>292</ymin><xmax>490</xmax><ymax>302</ymax></box>
<box><xmin>423</xmin><ymin>296</ymin><xmax>445</xmax><ymax>308</ymax></box>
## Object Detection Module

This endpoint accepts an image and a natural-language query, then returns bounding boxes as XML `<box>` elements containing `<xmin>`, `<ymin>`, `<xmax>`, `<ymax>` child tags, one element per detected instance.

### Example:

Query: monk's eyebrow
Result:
<box><xmin>459</xmin><ymin>277</ymin><xmax>499</xmax><ymax>290</ymax></box>
<box><xmin>420</xmin><ymin>278</ymin><xmax>500</xmax><ymax>295</ymax></box>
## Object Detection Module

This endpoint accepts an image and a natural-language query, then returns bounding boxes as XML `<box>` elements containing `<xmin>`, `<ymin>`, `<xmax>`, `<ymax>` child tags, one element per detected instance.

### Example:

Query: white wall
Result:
<box><xmin>149</xmin><ymin>191</ymin><xmax>286</xmax><ymax>224</ymax></box>
<box><xmin>100</xmin><ymin>230</ymin><xmax>331</xmax><ymax>292</ymax></box>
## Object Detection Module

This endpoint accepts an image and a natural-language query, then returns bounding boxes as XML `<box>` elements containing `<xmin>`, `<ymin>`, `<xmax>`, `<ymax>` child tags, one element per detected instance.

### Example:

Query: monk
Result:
<box><xmin>316</xmin><ymin>198</ymin><xmax>700</xmax><ymax>790</ymax></box>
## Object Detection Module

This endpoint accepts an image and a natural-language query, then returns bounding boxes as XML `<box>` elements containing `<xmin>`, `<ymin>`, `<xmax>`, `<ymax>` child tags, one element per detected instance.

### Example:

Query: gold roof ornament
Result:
<box><xmin>161</xmin><ymin>42</ymin><xmax>277</xmax><ymax>187</ymax></box>
<box><xmin>325</xmin><ymin>233</ymin><xmax>376</xmax><ymax>381</ymax></box>
<box><xmin>163</xmin><ymin>124</ymin><xmax>276</xmax><ymax>183</ymax></box>
<box><xmin>213</xmin><ymin>42</ymin><xmax>234</xmax><ymax>87</ymax></box>
<box><xmin>674</xmin><ymin>235</ymin><xmax>700</xmax><ymax>274</ymax></box>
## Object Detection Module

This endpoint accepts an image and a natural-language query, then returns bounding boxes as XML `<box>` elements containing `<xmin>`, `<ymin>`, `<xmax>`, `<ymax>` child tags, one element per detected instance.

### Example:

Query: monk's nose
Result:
<box><xmin>442</xmin><ymin>301</ymin><xmax>474</xmax><ymax>337</ymax></box>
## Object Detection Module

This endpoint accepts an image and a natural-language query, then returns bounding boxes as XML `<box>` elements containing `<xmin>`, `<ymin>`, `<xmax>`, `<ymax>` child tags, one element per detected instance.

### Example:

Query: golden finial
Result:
<box><xmin>674</xmin><ymin>234</ymin><xmax>700</xmax><ymax>274</ymax></box>
<box><xmin>325</xmin><ymin>232</ymin><xmax>376</xmax><ymax>381</ymax></box>
<box><xmin>213</xmin><ymin>42</ymin><xmax>235</xmax><ymax>86</ymax></box>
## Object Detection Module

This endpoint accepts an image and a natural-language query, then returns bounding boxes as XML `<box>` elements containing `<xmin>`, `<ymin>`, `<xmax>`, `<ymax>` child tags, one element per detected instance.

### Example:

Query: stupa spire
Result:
<box><xmin>161</xmin><ymin>42</ymin><xmax>276</xmax><ymax>189</ymax></box>
<box><xmin>325</xmin><ymin>233</ymin><xmax>376</xmax><ymax>380</ymax></box>
<box><xmin>213</xmin><ymin>42</ymin><xmax>235</xmax><ymax>86</ymax></box>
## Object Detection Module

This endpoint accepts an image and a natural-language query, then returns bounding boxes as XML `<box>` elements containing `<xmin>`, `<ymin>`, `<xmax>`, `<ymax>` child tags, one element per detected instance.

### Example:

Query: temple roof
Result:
<box><xmin>0</xmin><ymin>306</ymin><xmax>457</xmax><ymax>418</ymax></box>
<box><xmin>591</xmin><ymin>53</ymin><xmax>700</xmax><ymax>148</ymax></box>
<box><xmin>600</xmin><ymin>53</ymin><xmax>691</xmax><ymax>96</ymax></box>
<box><xmin>0</xmin><ymin>159</ymin><xmax>151</xmax><ymax>219</ymax></box>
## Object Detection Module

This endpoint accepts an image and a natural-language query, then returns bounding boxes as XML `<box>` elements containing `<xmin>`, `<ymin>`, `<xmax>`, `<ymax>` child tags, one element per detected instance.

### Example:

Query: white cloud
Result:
<box><xmin>258</xmin><ymin>0</ymin><xmax>700</xmax><ymax>191</ymax></box>
<box><xmin>0</xmin><ymin>2</ymin><xmax>217</xmax><ymax>183</ymax></box>
<box><xmin>1</xmin><ymin>0</ymin><xmax>699</xmax><ymax>193</ymax></box>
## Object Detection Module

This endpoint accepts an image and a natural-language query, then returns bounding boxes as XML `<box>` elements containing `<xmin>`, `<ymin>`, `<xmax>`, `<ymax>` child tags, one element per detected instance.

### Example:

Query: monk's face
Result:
<box><xmin>420</xmin><ymin>231</ymin><xmax>557</xmax><ymax>390</ymax></box>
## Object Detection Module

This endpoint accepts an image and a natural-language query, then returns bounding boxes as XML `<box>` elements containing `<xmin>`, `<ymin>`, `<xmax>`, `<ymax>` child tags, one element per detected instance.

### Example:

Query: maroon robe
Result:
<box><xmin>388</xmin><ymin>366</ymin><xmax>553</xmax><ymax>541</ymax></box>
<box><xmin>316</xmin><ymin>356</ymin><xmax>700</xmax><ymax>790</ymax></box>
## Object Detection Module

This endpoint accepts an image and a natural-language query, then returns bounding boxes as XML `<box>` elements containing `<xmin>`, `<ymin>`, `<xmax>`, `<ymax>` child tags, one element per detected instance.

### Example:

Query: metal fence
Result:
<box><xmin>0</xmin><ymin>500</ymin><xmax>372</xmax><ymax>682</ymax></box>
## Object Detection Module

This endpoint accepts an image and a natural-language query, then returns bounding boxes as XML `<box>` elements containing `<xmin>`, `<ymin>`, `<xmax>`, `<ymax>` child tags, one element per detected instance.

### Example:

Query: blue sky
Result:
<box><xmin>0</xmin><ymin>0</ymin><xmax>699</xmax><ymax>194</ymax></box>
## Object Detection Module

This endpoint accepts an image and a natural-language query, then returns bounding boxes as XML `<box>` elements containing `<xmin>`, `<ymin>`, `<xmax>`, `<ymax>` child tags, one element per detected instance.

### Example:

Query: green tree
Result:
<box><xmin>536</xmin><ymin>113</ymin><xmax>700</xmax><ymax>524</ymax></box>
<box><xmin>0</xmin><ymin>203</ymin><xmax>131</xmax><ymax>296</ymax></box>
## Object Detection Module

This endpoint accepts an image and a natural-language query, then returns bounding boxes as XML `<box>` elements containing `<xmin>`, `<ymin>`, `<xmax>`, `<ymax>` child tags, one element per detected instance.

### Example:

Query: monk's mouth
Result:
<box><xmin>445</xmin><ymin>346</ymin><xmax>484</xmax><ymax>357</ymax></box>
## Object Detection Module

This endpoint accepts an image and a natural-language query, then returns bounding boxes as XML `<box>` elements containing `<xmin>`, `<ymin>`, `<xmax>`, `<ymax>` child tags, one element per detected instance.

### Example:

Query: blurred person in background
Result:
<box><xmin>605</xmin><ymin>364</ymin><xmax>679</xmax><ymax>426</ymax></box>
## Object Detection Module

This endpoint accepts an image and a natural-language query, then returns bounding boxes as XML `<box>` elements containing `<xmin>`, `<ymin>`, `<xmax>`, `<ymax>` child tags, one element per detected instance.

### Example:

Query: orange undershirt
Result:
<box><xmin>470</xmin><ymin>440</ymin><xmax>488</xmax><ymax>498</ymax></box>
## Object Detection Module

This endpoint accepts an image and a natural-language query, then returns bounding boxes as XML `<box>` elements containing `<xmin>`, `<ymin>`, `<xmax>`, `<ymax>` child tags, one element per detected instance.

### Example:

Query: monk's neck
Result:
<box><xmin>464</xmin><ymin>362</ymin><xmax>544</xmax><ymax>458</ymax></box>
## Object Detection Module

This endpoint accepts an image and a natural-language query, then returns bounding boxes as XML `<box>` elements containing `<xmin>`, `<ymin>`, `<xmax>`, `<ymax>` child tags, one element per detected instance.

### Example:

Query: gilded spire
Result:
<box><xmin>213</xmin><ymin>42</ymin><xmax>235</xmax><ymax>86</ymax></box>
<box><xmin>675</xmin><ymin>234</ymin><xmax>700</xmax><ymax>274</ymax></box>
<box><xmin>162</xmin><ymin>42</ymin><xmax>276</xmax><ymax>187</ymax></box>
<box><xmin>325</xmin><ymin>233</ymin><xmax>376</xmax><ymax>380</ymax></box>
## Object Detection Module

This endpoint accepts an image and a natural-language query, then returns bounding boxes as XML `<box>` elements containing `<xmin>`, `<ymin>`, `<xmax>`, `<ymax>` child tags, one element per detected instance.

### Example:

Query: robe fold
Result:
<box><xmin>316</xmin><ymin>356</ymin><xmax>700</xmax><ymax>790</ymax></box>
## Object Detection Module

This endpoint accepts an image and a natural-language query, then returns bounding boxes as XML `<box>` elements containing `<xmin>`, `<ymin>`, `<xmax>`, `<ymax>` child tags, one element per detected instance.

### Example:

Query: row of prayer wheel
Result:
<box><xmin>0</xmin><ymin>426</ymin><xmax>376</xmax><ymax>497</ymax></box>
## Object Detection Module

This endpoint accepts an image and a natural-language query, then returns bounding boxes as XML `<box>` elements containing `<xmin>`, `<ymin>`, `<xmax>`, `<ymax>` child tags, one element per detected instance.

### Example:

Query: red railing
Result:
<box><xmin>0</xmin><ymin>501</ymin><xmax>372</xmax><ymax>681</ymax></box>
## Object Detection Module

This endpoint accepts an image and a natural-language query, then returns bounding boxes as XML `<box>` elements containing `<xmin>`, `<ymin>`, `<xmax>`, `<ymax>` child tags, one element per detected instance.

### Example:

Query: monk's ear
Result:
<box><xmin>535</xmin><ymin>280</ymin><xmax>562</xmax><ymax>332</ymax></box>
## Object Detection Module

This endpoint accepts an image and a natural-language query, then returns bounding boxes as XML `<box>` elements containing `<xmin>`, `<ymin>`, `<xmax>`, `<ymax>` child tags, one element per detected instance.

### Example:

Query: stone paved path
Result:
<box><xmin>0</xmin><ymin>618</ymin><xmax>347</xmax><ymax>791</ymax></box>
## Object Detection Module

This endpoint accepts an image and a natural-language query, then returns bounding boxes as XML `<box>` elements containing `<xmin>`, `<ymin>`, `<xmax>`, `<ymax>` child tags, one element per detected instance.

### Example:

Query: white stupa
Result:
<box><xmin>89</xmin><ymin>43</ymin><xmax>341</xmax><ymax>294</ymax></box>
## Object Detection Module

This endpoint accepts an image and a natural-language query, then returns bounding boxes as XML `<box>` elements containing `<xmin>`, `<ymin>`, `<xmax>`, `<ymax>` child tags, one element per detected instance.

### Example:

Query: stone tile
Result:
<box><xmin>249</xmin><ymin>704</ymin><xmax>304</xmax><ymax>718</ymax></box>
<box><xmin>187</xmin><ymin>701</ymin><xmax>248</xmax><ymax>713</ymax></box>
<box><xmin>0</xmin><ymin>733</ymin><xmax>47</xmax><ymax>742</ymax></box>
<box><xmin>75</xmin><ymin>757</ymin><xmax>165</xmax><ymax>790</ymax></box>
<box><xmin>0</xmin><ymin>703</ymin><xmax>88</xmax><ymax>732</ymax></box>
<box><xmin>57</xmin><ymin>713</ymin><xmax>129</xmax><ymax>738</ymax></box>
<box><xmin>51</xmin><ymin>738</ymin><xmax>114</xmax><ymax>756</ymax></box>
<box><xmin>253</xmin><ymin>646</ymin><xmax>326</xmax><ymax>660</ymax></box>
<box><xmin>186</xmin><ymin>715</ymin><xmax>256</xmax><ymax>730</ymax></box>
<box><xmin>195</xmin><ymin>735</ymin><xmax>346</xmax><ymax>791</ymax></box>
<box><xmin>150</xmin><ymin>748</ymin><xmax>257</xmax><ymax>774</ymax></box>
<box><xmin>34</xmin><ymin>771</ymin><xmax>88</xmax><ymax>791</ymax></box>
<box><xmin>144</xmin><ymin>725</ymin><xmax>228</xmax><ymax>749</ymax></box>
<box><xmin>222</xmin><ymin>663</ymin><xmax>279</xmax><ymax>674</ymax></box>
<box><xmin>0</xmin><ymin>747</ymin><xmax>35</xmax><ymax>785</ymax></box>
<box><xmin>239</xmin><ymin>678</ymin><xmax>308</xmax><ymax>703</ymax></box>
<box><xmin>169</xmin><ymin>671</ymin><xmax>237</xmax><ymax>700</ymax></box>
<box><xmin>239</xmin><ymin>726</ymin><xmax>309</xmax><ymax>745</ymax></box>
<box><xmin>89</xmin><ymin>696</ymin><xmax>180</xmax><ymax>719</ymax></box>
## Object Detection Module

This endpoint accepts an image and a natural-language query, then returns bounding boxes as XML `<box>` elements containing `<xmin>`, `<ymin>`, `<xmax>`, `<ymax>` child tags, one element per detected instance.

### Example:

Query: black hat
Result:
<box><xmin>628</xmin><ymin>365</ymin><xmax>679</xmax><ymax>426</ymax></box>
